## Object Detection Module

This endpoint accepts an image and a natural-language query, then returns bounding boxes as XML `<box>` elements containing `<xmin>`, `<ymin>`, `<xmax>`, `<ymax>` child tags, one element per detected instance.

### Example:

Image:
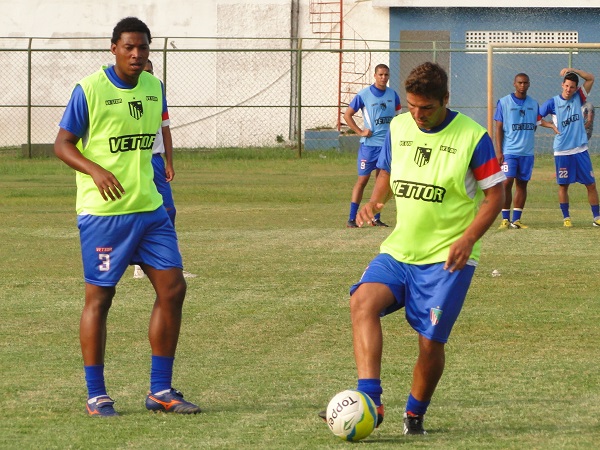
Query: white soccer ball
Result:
<box><xmin>325</xmin><ymin>389</ymin><xmax>378</xmax><ymax>442</ymax></box>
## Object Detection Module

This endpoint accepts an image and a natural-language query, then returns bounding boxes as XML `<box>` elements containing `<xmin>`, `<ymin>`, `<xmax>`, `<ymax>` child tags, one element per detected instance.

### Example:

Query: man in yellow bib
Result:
<box><xmin>54</xmin><ymin>17</ymin><xmax>200</xmax><ymax>417</ymax></box>
<box><xmin>342</xmin><ymin>62</ymin><xmax>504</xmax><ymax>434</ymax></box>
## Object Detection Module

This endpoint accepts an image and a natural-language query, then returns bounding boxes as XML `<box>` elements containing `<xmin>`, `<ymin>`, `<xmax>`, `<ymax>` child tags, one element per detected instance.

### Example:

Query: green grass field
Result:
<box><xmin>1</xmin><ymin>149</ymin><xmax>599</xmax><ymax>449</ymax></box>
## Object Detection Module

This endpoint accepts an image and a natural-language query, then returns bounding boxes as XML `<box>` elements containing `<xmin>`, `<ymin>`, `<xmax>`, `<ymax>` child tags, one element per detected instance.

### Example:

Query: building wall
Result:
<box><xmin>5</xmin><ymin>2</ymin><xmax>599</xmax><ymax>149</ymax></box>
<box><xmin>0</xmin><ymin>1</ymin><xmax>391</xmax><ymax>148</ymax></box>
<box><xmin>0</xmin><ymin>1</ymin><xmax>388</xmax><ymax>41</ymax></box>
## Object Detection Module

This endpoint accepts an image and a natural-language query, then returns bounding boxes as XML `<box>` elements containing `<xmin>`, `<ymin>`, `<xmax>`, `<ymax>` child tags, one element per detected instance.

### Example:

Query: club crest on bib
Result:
<box><xmin>414</xmin><ymin>147</ymin><xmax>432</xmax><ymax>167</ymax></box>
<box><xmin>129</xmin><ymin>100</ymin><xmax>144</xmax><ymax>120</ymax></box>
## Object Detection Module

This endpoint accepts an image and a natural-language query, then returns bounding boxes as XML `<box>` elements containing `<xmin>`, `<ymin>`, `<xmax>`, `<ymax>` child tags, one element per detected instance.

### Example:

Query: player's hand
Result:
<box><xmin>360</xmin><ymin>128</ymin><xmax>373</xmax><ymax>138</ymax></box>
<box><xmin>560</xmin><ymin>67</ymin><xmax>574</xmax><ymax>77</ymax></box>
<box><xmin>165</xmin><ymin>165</ymin><xmax>175</xmax><ymax>182</ymax></box>
<box><xmin>89</xmin><ymin>166</ymin><xmax>125</xmax><ymax>201</ymax></box>
<box><xmin>444</xmin><ymin>237</ymin><xmax>474</xmax><ymax>273</ymax></box>
<box><xmin>356</xmin><ymin>201</ymin><xmax>385</xmax><ymax>227</ymax></box>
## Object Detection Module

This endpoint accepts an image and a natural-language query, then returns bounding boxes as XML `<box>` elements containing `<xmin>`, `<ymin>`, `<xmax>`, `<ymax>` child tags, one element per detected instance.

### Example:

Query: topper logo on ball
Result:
<box><xmin>327</xmin><ymin>395</ymin><xmax>358</xmax><ymax>428</ymax></box>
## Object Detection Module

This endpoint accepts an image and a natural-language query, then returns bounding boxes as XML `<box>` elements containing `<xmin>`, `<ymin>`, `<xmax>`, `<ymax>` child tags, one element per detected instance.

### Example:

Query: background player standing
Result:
<box><xmin>54</xmin><ymin>17</ymin><xmax>201</xmax><ymax>416</ymax></box>
<box><xmin>539</xmin><ymin>68</ymin><xmax>600</xmax><ymax>227</ymax></box>
<box><xmin>582</xmin><ymin>100</ymin><xmax>595</xmax><ymax>141</ymax></box>
<box><xmin>343</xmin><ymin>64</ymin><xmax>401</xmax><ymax>228</ymax></box>
<box><xmin>133</xmin><ymin>60</ymin><xmax>196</xmax><ymax>279</ymax></box>
<box><xmin>494</xmin><ymin>73</ymin><xmax>540</xmax><ymax>229</ymax></box>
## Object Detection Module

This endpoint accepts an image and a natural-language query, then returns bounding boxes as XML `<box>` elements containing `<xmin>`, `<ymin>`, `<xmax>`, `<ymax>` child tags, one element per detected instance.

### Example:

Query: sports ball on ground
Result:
<box><xmin>325</xmin><ymin>389</ymin><xmax>378</xmax><ymax>442</ymax></box>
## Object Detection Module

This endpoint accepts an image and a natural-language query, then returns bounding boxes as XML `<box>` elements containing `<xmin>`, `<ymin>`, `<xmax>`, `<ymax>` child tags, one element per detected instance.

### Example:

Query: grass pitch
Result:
<box><xmin>0</xmin><ymin>149</ymin><xmax>599</xmax><ymax>449</ymax></box>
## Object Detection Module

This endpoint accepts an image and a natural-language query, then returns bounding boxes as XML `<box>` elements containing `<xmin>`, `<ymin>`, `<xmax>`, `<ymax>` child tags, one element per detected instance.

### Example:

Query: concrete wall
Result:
<box><xmin>0</xmin><ymin>1</ymin><xmax>390</xmax><ymax>149</ymax></box>
<box><xmin>0</xmin><ymin>1</ymin><xmax>388</xmax><ymax>41</ymax></box>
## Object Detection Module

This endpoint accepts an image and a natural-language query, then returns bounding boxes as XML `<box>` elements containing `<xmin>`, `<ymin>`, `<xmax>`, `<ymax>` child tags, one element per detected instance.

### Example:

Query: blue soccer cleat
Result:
<box><xmin>86</xmin><ymin>395</ymin><xmax>119</xmax><ymax>417</ymax></box>
<box><xmin>145</xmin><ymin>388</ymin><xmax>201</xmax><ymax>414</ymax></box>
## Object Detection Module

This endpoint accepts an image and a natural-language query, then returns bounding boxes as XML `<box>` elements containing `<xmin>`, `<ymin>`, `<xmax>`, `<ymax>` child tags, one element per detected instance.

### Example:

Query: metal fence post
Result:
<box><xmin>27</xmin><ymin>38</ymin><xmax>32</xmax><ymax>158</ymax></box>
<box><xmin>297</xmin><ymin>39</ymin><xmax>302</xmax><ymax>158</ymax></box>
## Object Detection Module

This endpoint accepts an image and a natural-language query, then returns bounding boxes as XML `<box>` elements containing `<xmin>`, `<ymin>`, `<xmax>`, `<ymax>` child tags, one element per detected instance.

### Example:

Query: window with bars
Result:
<box><xmin>466</xmin><ymin>31</ymin><xmax>578</xmax><ymax>49</ymax></box>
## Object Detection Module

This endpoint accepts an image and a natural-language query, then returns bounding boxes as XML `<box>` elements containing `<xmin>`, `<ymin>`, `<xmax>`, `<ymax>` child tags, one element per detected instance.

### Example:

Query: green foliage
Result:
<box><xmin>1</xmin><ymin>151</ymin><xmax>599</xmax><ymax>449</ymax></box>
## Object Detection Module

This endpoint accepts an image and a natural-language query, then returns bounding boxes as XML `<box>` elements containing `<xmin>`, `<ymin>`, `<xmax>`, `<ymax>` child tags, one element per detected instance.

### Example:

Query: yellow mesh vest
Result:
<box><xmin>380</xmin><ymin>112</ymin><xmax>486</xmax><ymax>264</ymax></box>
<box><xmin>75</xmin><ymin>69</ymin><xmax>163</xmax><ymax>215</ymax></box>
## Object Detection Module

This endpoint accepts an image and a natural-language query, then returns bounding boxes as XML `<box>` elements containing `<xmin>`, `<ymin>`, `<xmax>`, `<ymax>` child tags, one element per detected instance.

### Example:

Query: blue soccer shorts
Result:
<box><xmin>555</xmin><ymin>151</ymin><xmax>596</xmax><ymax>185</ymax></box>
<box><xmin>350</xmin><ymin>253</ymin><xmax>476</xmax><ymax>343</ymax></box>
<box><xmin>502</xmin><ymin>154</ymin><xmax>534</xmax><ymax>181</ymax></box>
<box><xmin>78</xmin><ymin>207</ymin><xmax>183</xmax><ymax>287</ymax></box>
<box><xmin>152</xmin><ymin>154</ymin><xmax>176</xmax><ymax>225</ymax></box>
<box><xmin>357</xmin><ymin>143</ymin><xmax>382</xmax><ymax>176</ymax></box>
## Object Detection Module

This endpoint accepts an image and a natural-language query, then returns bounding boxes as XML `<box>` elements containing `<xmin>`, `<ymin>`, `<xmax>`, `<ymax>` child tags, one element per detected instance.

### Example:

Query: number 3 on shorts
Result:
<box><xmin>98</xmin><ymin>254</ymin><xmax>111</xmax><ymax>272</ymax></box>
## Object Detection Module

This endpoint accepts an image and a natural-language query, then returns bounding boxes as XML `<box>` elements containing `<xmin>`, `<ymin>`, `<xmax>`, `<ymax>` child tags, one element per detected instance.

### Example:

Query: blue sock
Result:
<box><xmin>357</xmin><ymin>378</ymin><xmax>382</xmax><ymax>406</ymax></box>
<box><xmin>349</xmin><ymin>202</ymin><xmax>359</xmax><ymax>221</ymax></box>
<box><xmin>501</xmin><ymin>209</ymin><xmax>510</xmax><ymax>220</ymax></box>
<box><xmin>406</xmin><ymin>392</ymin><xmax>430</xmax><ymax>416</ymax></box>
<box><xmin>592</xmin><ymin>204</ymin><xmax>600</xmax><ymax>218</ymax></box>
<box><xmin>150</xmin><ymin>355</ymin><xmax>174</xmax><ymax>394</ymax></box>
<box><xmin>560</xmin><ymin>203</ymin><xmax>570</xmax><ymax>219</ymax></box>
<box><xmin>512</xmin><ymin>208</ymin><xmax>523</xmax><ymax>222</ymax></box>
<box><xmin>84</xmin><ymin>365</ymin><xmax>107</xmax><ymax>399</ymax></box>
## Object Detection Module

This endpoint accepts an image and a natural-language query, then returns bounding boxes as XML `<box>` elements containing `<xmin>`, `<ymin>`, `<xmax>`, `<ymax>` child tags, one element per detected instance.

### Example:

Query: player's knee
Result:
<box><xmin>171</xmin><ymin>278</ymin><xmax>187</xmax><ymax>303</ymax></box>
<box><xmin>85</xmin><ymin>285</ymin><xmax>115</xmax><ymax>311</ymax></box>
<box><xmin>350</xmin><ymin>289</ymin><xmax>379</xmax><ymax>319</ymax></box>
<box><xmin>418</xmin><ymin>335</ymin><xmax>445</xmax><ymax>358</ymax></box>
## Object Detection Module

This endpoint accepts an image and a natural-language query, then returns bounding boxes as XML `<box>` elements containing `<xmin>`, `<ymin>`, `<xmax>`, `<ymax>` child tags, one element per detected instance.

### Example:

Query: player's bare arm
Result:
<box><xmin>494</xmin><ymin>120</ymin><xmax>504</xmax><ymax>165</ymax></box>
<box><xmin>343</xmin><ymin>106</ymin><xmax>372</xmax><ymax>138</ymax></box>
<box><xmin>54</xmin><ymin>128</ymin><xmax>125</xmax><ymax>201</ymax></box>
<box><xmin>162</xmin><ymin>125</ymin><xmax>175</xmax><ymax>182</ymax></box>
<box><xmin>444</xmin><ymin>182</ymin><xmax>504</xmax><ymax>273</ymax></box>
<box><xmin>539</xmin><ymin>119</ymin><xmax>559</xmax><ymax>135</ymax></box>
<box><xmin>356</xmin><ymin>170</ymin><xmax>392</xmax><ymax>227</ymax></box>
<box><xmin>561</xmin><ymin>67</ymin><xmax>595</xmax><ymax>93</ymax></box>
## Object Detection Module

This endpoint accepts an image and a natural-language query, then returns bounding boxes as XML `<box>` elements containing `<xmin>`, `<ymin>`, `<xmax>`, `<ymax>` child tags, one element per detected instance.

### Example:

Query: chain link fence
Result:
<box><xmin>1</xmin><ymin>37</ymin><xmax>599</xmax><ymax>157</ymax></box>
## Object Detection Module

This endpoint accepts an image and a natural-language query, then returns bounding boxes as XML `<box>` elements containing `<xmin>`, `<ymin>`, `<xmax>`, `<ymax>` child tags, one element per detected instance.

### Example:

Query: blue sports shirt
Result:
<box><xmin>348</xmin><ymin>85</ymin><xmax>401</xmax><ymax>147</ymax></box>
<box><xmin>539</xmin><ymin>87</ymin><xmax>588</xmax><ymax>155</ymax></box>
<box><xmin>494</xmin><ymin>93</ymin><xmax>540</xmax><ymax>156</ymax></box>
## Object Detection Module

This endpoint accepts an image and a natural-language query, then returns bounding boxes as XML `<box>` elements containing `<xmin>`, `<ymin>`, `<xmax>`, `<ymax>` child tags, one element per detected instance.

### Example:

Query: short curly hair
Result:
<box><xmin>111</xmin><ymin>17</ymin><xmax>152</xmax><ymax>45</ymax></box>
<box><xmin>404</xmin><ymin>62</ymin><xmax>448</xmax><ymax>104</ymax></box>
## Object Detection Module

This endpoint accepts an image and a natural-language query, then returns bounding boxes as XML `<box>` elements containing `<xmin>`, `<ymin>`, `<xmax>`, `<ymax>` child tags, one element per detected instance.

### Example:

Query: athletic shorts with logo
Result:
<box><xmin>502</xmin><ymin>154</ymin><xmax>534</xmax><ymax>181</ymax></box>
<box><xmin>357</xmin><ymin>143</ymin><xmax>383</xmax><ymax>176</ymax></box>
<box><xmin>554</xmin><ymin>151</ymin><xmax>596</xmax><ymax>185</ymax></box>
<box><xmin>350</xmin><ymin>253</ymin><xmax>475</xmax><ymax>343</ymax></box>
<box><xmin>78</xmin><ymin>206</ymin><xmax>182</xmax><ymax>286</ymax></box>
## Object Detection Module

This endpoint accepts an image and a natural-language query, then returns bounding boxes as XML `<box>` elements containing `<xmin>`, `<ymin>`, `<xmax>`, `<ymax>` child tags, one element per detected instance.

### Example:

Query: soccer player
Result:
<box><xmin>321</xmin><ymin>62</ymin><xmax>504</xmax><ymax>434</ymax></box>
<box><xmin>343</xmin><ymin>64</ymin><xmax>401</xmax><ymax>228</ymax></box>
<box><xmin>582</xmin><ymin>101</ymin><xmax>595</xmax><ymax>141</ymax></box>
<box><xmin>539</xmin><ymin>68</ymin><xmax>600</xmax><ymax>227</ymax></box>
<box><xmin>494</xmin><ymin>73</ymin><xmax>540</xmax><ymax>229</ymax></box>
<box><xmin>54</xmin><ymin>17</ymin><xmax>201</xmax><ymax>416</ymax></box>
<box><xmin>133</xmin><ymin>60</ymin><xmax>196</xmax><ymax>280</ymax></box>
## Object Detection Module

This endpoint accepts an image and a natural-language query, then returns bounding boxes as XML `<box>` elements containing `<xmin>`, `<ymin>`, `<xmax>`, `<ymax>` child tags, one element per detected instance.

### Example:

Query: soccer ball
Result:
<box><xmin>325</xmin><ymin>389</ymin><xmax>378</xmax><ymax>442</ymax></box>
